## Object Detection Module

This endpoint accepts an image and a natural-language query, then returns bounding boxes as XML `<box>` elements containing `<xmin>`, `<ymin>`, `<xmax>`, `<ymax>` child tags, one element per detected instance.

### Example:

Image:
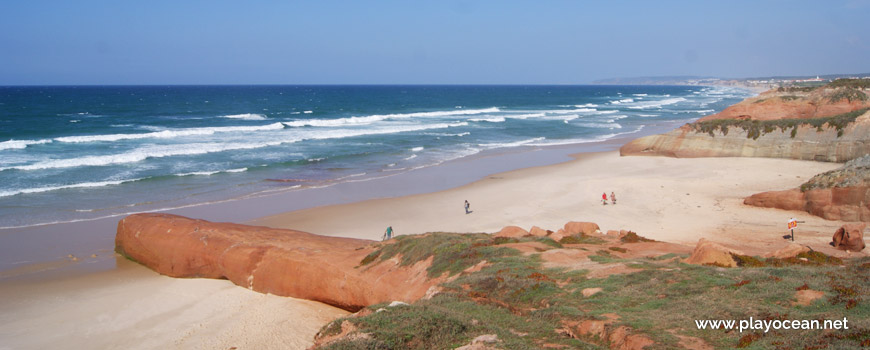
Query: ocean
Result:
<box><xmin>0</xmin><ymin>85</ymin><xmax>752</xmax><ymax>229</ymax></box>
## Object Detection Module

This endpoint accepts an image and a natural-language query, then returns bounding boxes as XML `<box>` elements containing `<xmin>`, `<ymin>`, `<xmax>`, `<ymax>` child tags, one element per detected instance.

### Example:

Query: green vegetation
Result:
<box><xmin>559</xmin><ymin>234</ymin><xmax>607</xmax><ymax>245</ymax></box>
<box><xmin>325</xmin><ymin>233</ymin><xmax>870</xmax><ymax>349</ymax></box>
<box><xmin>691</xmin><ymin>108</ymin><xmax>869</xmax><ymax>139</ymax></box>
<box><xmin>828</xmin><ymin>78</ymin><xmax>870</xmax><ymax>89</ymax></box>
<box><xmin>829</xmin><ymin>87</ymin><xmax>868</xmax><ymax>102</ymax></box>
<box><xmin>620</xmin><ymin>231</ymin><xmax>655</xmax><ymax>243</ymax></box>
<box><xmin>776</xmin><ymin>86</ymin><xmax>818</xmax><ymax>93</ymax></box>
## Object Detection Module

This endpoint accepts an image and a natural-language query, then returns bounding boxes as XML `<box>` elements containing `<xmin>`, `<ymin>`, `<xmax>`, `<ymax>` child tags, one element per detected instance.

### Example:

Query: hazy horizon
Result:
<box><xmin>2</xmin><ymin>0</ymin><xmax>869</xmax><ymax>85</ymax></box>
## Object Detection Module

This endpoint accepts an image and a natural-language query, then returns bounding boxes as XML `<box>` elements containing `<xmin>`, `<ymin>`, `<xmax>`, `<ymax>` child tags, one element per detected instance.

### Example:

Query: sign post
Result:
<box><xmin>787</xmin><ymin>218</ymin><xmax>798</xmax><ymax>241</ymax></box>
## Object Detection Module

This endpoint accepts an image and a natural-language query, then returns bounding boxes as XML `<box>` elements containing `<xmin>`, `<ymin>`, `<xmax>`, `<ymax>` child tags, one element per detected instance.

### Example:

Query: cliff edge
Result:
<box><xmin>620</xmin><ymin>79</ymin><xmax>870</xmax><ymax>162</ymax></box>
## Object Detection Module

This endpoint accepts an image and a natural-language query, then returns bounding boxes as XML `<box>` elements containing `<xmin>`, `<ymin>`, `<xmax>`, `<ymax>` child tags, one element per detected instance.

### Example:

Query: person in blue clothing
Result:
<box><xmin>383</xmin><ymin>226</ymin><xmax>394</xmax><ymax>241</ymax></box>
<box><xmin>464</xmin><ymin>200</ymin><xmax>471</xmax><ymax>214</ymax></box>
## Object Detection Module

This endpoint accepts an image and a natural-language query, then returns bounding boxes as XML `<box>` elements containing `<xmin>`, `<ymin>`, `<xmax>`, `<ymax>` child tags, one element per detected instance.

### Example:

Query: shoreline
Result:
<box><xmin>0</xmin><ymin>117</ymin><xmax>683</xmax><ymax>281</ymax></box>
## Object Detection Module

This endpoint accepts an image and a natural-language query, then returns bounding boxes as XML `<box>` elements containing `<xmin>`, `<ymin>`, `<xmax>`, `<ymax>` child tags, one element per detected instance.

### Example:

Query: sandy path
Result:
<box><xmin>253</xmin><ymin>151</ymin><xmax>855</xmax><ymax>256</ymax></box>
<box><xmin>0</xmin><ymin>258</ymin><xmax>347</xmax><ymax>350</ymax></box>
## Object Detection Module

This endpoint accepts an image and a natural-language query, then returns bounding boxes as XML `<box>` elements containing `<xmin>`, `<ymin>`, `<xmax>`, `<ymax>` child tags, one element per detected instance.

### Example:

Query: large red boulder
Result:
<box><xmin>563</xmin><ymin>221</ymin><xmax>601</xmax><ymax>236</ymax></box>
<box><xmin>494</xmin><ymin>225</ymin><xmax>530</xmax><ymax>238</ymax></box>
<box><xmin>115</xmin><ymin>213</ymin><xmax>441</xmax><ymax>311</ymax></box>
<box><xmin>832</xmin><ymin>223</ymin><xmax>866</xmax><ymax>251</ymax></box>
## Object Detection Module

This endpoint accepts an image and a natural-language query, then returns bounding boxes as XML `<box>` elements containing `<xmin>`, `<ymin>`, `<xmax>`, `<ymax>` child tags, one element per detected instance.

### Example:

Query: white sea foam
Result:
<box><xmin>575</xmin><ymin>103</ymin><xmax>599</xmax><ymax>108</ymax></box>
<box><xmin>478</xmin><ymin>137</ymin><xmax>545</xmax><ymax>149</ymax></box>
<box><xmin>626</xmin><ymin>97</ymin><xmax>687</xmax><ymax>109</ymax></box>
<box><xmin>610</xmin><ymin>98</ymin><xmax>634</xmax><ymax>104</ymax></box>
<box><xmin>285</xmin><ymin>107</ymin><xmax>499</xmax><ymax>127</ymax></box>
<box><xmin>593</xmin><ymin>110</ymin><xmax>619</xmax><ymax>115</ymax></box>
<box><xmin>633</xmin><ymin>94</ymin><xmax>648</xmax><ymax>97</ymax></box>
<box><xmin>174</xmin><ymin>167</ymin><xmax>248</xmax><ymax>177</ymax></box>
<box><xmin>0</xmin><ymin>178</ymin><xmax>142</xmax><ymax>198</ymax></box>
<box><xmin>404</xmin><ymin>154</ymin><xmax>417</xmax><ymax>160</ymax></box>
<box><xmin>545</xmin><ymin>108</ymin><xmax>597</xmax><ymax>114</ymax></box>
<box><xmin>0</xmin><ymin>139</ymin><xmax>52</xmax><ymax>151</ymax></box>
<box><xmin>53</xmin><ymin>122</ymin><xmax>286</xmax><ymax>143</ymax></box>
<box><xmin>469</xmin><ymin>117</ymin><xmax>506</xmax><ymax>123</ymax></box>
<box><xmin>577</xmin><ymin>122</ymin><xmax>622</xmax><ymax>129</ymax></box>
<box><xmin>220</xmin><ymin>113</ymin><xmax>268</xmax><ymax>121</ymax></box>
<box><xmin>411</xmin><ymin>147</ymin><xmax>424</xmax><ymax>152</ymax></box>
<box><xmin>637</xmin><ymin>114</ymin><xmax>658</xmax><ymax>117</ymax></box>
<box><xmin>303</xmin><ymin>111</ymin><xmax>313</xmax><ymax>114</ymax></box>
<box><xmin>505</xmin><ymin>113</ymin><xmax>546</xmax><ymax>119</ymax></box>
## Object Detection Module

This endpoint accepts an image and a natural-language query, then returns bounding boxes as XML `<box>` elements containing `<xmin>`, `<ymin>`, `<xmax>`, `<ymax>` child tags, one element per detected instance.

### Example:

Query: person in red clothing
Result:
<box><xmin>602</xmin><ymin>192</ymin><xmax>608</xmax><ymax>205</ymax></box>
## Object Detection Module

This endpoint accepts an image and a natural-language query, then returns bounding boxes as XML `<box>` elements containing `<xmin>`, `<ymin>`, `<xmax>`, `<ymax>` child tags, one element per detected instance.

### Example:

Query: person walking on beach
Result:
<box><xmin>464</xmin><ymin>200</ymin><xmax>471</xmax><ymax>214</ymax></box>
<box><xmin>383</xmin><ymin>226</ymin><xmax>393</xmax><ymax>241</ymax></box>
<box><xmin>602</xmin><ymin>192</ymin><xmax>608</xmax><ymax>205</ymax></box>
<box><xmin>610</xmin><ymin>191</ymin><xmax>616</xmax><ymax>205</ymax></box>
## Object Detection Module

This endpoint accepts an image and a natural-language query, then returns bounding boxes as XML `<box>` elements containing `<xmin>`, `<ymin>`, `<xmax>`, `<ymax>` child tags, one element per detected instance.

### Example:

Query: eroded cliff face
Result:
<box><xmin>115</xmin><ymin>213</ymin><xmax>441</xmax><ymax>311</ymax></box>
<box><xmin>744</xmin><ymin>155</ymin><xmax>870</xmax><ymax>222</ymax></box>
<box><xmin>699</xmin><ymin>87</ymin><xmax>870</xmax><ymax>122</ymax></box>
<box><xmin>620</xmin><ymin>111</ymin><xmax>870</xmax><ymax>162</ymax></box>
<box><xmin>621</xmin><ymin>81</ymin><xmax>870</xmax><ymax>162</ymax></box>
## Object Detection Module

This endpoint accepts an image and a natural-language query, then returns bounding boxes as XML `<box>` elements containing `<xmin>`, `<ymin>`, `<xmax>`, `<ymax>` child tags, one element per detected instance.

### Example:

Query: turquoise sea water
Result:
<box><xmin>0</xmin><ymin>85</ymin><xmax>752</xmax><ymax>228</ymax></box>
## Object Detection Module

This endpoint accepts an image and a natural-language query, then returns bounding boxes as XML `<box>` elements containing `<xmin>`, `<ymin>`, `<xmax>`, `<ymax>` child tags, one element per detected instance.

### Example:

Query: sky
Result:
<box><xmin>1</xmin><ymin>0</ymin><xmax>868</xmax><ymax>85</ymax></box>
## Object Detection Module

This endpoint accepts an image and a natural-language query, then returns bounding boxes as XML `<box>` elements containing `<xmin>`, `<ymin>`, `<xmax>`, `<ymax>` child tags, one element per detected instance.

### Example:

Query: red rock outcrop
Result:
<box><xmin>744</xmin><ymin>187</ymin><xmax>870</xmax><ymax>222</ymax></box>
<box><xmin>115</xmin><ymin>213</ymin><xmax>441</xmax><ymax>311</ymax></box>
<box><xmin>494</xmin><ymin>225</ymin><xmax>530</xmax><ymax>238</ymax></box>
<box><xmin>563</xmin><ymin>221</ymin><xmax>601</xmax><ymax>235</ymax></box>
<box><xmin>620</xmin><ymin>84</ymin><xmax>870</xmax><ymax>162</ymax></box>
<box><xmin>698</xmin><ymin>88</ymin><xmax>870</xmax><ymax>122</ymax></box>
<box><xmin>832</xmin><ymin>223</ymin><xmax>866</xmax><ymax>251</ymax></box>
<box><xmin>684</xmin><ymin>239</ymin><xmax>745</xmax><ymax>267</ymax></box>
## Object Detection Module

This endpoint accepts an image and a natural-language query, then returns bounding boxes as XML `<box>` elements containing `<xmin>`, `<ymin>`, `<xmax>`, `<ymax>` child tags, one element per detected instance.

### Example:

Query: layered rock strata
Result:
<box><xmin>115</xmin><ymin>213</ymin><xmax>440</xmax><ymax>311</ymax></box>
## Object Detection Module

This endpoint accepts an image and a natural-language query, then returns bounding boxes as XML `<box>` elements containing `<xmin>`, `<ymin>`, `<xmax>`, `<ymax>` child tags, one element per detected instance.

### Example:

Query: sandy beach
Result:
<box><xmin>254</xmin><ymin>151</ymin><xmax>850</xmax><ymax>257</ymax></box>
<box><xmin>2</xmin><ymin>149</ymin><xmax>864</xmax><ymax>349</ymax></box>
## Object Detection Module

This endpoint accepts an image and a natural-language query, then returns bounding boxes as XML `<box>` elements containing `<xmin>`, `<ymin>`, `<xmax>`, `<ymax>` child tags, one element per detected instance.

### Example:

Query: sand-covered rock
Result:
<box><xmin>684</xmin><ymin>238</ymin><xmax>744</xmax><ymax>267</ymax></box>
<box><xmin>115</xmin><ymin>213</ymin><xmax>441</xmax><ymax>311</ymax></box>
<box><xmin>832</xmin><ymin>223</ymin><xmax>866</xmax><ymax>251</ymax></box>
<box><xmin>494</xmin><ymin>225</ymin><xmax>529</xmax><ymax>238</ymax></box>
<box><xmin>764</xmin><ymin>243</ymin><xmax>811</xmax><ymax>259</ymax></box>
<box><xmin>529</xmin><ymin>226</ymin><xmax>549</xmax><ymax>237</ymax></box>
<box><xmin>563</xmin><ymin>221</ymin><xmax>601</xmax><ymax>235</ymax></box>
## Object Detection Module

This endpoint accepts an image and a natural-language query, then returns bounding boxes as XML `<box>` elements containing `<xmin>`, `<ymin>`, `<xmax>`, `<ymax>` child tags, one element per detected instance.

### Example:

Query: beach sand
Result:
<box><xmin>2</xmin><ymin>150</ymin><xmax>862</xmax><ymax>349</ymax></box>
<box><xmin>254</xmin><ymin>151</ymin><xmax>850</xmax><ymax>256</ymax></box>
<box><xmin>0</xmin><ymin>257</ymin><xmax>347</xmax><ymax>350</ymax></box>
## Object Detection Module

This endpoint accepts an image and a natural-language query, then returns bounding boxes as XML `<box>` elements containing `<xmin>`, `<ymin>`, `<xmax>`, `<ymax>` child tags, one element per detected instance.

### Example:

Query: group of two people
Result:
<box><xmin>602</xmin><ymin>191</ymin><xmax>616</xmax><ymax>205</ymax></box>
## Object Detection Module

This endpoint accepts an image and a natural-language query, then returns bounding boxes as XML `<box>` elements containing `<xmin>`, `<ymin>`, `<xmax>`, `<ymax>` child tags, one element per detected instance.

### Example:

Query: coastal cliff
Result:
<box><xmin>620</xmin><ymin>80</ymin><xmax>870</xmax><ymax>162</ymax></box>
<box><xmin>115</xmin><ymin>213</ymin><xmax>441</xmax><ymax>311</ymax></box>
<box><xmin>745</xmin><ymin>155</ymin><xmax>870</xmax><ymax>222</ymax></box>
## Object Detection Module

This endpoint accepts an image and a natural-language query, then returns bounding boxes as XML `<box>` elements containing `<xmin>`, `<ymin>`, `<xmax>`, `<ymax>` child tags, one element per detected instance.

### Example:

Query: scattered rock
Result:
<box><xmin>495</xmin><ymin>225</ymin><xmax>529</xmax><ymax>238</ymax></box>
<box><xmin>388</xmin><ymin>301</ymin><xmax>408</xmax><ymax>307</ymax></box>
<box><xmin>455</xmin><ymin>334</ymin><xmax>500</xmax><ymax>350</ymax></box>
<box><xmin>763</xmin><ymin>243</ymin><xmax>811</xmax><ymax>259</ymax></box>
<box><xmin>582</xmin><ymin>287</ymin><xmax>603</xmax><ymax>297</ymax></box>
<box><xmin>564</xmin><ymin>222</ymin><xmax>600</xmax><ymax>236</ymax></box>
<box><xmin>832</xmin><ymin>223</ymin><xmax>866</xmax><ymax>251</ymax></box>
<box><xmin>529</xmin><ymin>226</ymin><xmax>549</xmax><ymax>237</ymax></box>
<box><xmin>794</xmin><ymin>289</ymin><xmax>825</xmax><ymax>306</ymax></box>
<box><xmin>548</xmin><ymin>229</ymin><xmax>567</xmax><ymax>242</ymax></box>
<box><xmin>684</xmin><ymin>239</ymin><xmax>745</xmax><ymax>267</ymax></box>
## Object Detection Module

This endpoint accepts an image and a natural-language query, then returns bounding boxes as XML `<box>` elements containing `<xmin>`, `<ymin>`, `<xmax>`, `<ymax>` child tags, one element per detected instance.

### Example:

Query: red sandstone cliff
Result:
<box><xmin>699</xmin><ymin>86</ymin><xmax>870</xmax><ymax>122</ymax></box>
<box><xmin>744</xmin><ymin>155</ymin><xmax>870</xmax><ymax>222</ymax></box>
<box><xmin>115</xmin><ymin>213</ymin><xmax>441</xmax><ymax>311</ymax></box>
<box><xmin>621</xmin><ymin>81</ymin><xmax>870</xmax><ymax>162</ymax></box>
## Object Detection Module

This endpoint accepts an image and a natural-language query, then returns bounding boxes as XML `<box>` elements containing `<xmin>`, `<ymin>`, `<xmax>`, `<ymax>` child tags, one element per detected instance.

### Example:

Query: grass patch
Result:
<box><xmin>559</xmin><ymin>234</ymin><xmax>607</xmax><ymax>245</ymax></box>
<box><xmin>319</xmin><ymin>233</ymin><xmax>870</xmax><ymax>349</ymax></box>
<box><xmin>620</xmin><ymin>231</ymin><xmax>654</xmax><ymax>243</ymax></box>
<box><xmin>367</xmin><ymin>232</ymin><xmax>521</xmax><ymax>277</ymax></box>
<box><xmin>828</xmin><ymin>78</ymin><xmax>870</xmax><ymax>89</ymax></box>
<box><xmin>691</xmin><ymin>108</ymin><xmax>869</xmax><ymax>139</ymax></box>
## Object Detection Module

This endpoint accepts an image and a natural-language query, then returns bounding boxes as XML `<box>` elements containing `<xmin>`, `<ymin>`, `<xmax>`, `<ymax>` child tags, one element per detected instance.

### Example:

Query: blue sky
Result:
<box><xmin>1</xmin><ymin>0</ymin><xmax>868</xmax><ymax>85</ymax></box>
